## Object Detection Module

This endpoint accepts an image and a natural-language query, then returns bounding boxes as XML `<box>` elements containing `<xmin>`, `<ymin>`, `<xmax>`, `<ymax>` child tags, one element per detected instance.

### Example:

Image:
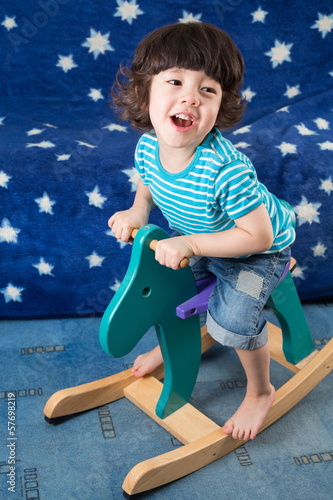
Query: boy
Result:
<box><xmin>109</xmin><ymin>22</ymin><xmax>295</xmax><ymax>440</ymax></box>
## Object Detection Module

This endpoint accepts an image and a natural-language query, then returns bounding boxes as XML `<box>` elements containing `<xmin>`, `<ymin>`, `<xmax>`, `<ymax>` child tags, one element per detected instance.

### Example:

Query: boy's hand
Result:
<box><xmin>154</xmin><ymin>236</ymin><xmax>195</xmax><ymax>270</ymax></box>
<box><xmin>108</xmin><ymin>207</ymin><xmax>149</xmax><ymax>242</ymax></box>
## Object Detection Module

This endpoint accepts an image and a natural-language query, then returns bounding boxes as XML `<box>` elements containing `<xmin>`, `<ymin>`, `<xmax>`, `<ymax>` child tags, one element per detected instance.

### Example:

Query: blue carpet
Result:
<box><xmin>0</xmin><ymin>303</ymin><xmax>332</xmax><ymax>499</ymax></box>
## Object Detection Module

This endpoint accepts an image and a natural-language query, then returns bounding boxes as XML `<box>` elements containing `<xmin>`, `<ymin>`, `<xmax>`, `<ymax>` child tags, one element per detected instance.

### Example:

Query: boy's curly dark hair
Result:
<box><xmin>111</xmin><ymin>22</ymin><xmax>246</xmax><ymax>131</ymax></box>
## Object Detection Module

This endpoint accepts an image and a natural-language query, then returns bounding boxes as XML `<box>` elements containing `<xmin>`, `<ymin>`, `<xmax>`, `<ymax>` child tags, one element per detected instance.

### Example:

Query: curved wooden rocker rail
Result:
<box><xmin>43</xmin><ymin>224</ymin><xmax>333</xmax><ymax>497</ymax></box>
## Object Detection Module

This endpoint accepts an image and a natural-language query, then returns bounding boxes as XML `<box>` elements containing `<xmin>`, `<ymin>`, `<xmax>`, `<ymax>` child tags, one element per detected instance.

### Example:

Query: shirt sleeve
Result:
<box><xmin>214</xmin><ymin>160</ymin><xmax>263</xmax><ymax>220</ymax></box>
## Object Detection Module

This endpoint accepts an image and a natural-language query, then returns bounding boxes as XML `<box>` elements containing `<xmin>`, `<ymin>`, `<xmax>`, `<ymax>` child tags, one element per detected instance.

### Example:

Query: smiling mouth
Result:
<box><xmin>171</xmin><ymin>114</ymin><xmax>194</xmax><ymax>128</ymax></box>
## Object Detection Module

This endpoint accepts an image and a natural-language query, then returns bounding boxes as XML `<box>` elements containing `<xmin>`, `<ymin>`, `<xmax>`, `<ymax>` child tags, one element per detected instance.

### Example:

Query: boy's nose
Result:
<box><xmin>178</xmin><ymin>93</ymin><xmax>200</xmax><ymax>107</ymax></box>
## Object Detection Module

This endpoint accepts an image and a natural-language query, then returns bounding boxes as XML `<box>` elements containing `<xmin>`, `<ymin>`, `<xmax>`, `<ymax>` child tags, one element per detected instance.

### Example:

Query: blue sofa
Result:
<box><xmin>1</xmin><ymin>0</ymin><xmax>332</xmax><ymax>317</ymax></box>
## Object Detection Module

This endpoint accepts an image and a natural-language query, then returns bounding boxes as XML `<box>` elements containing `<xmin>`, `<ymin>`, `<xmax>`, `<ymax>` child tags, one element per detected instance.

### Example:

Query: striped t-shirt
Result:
<box><xmin>135</xmin><ymin>128</ymin><xmax>295</xmax><ymax>254</ymax></box>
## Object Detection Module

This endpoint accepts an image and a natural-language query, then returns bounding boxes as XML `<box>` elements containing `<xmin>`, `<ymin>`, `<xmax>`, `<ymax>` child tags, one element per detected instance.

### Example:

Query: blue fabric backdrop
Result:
<box><xmin>0</xmin><ymin>0</ymin><xmax>332</xmax><ymax>318</ymax></box>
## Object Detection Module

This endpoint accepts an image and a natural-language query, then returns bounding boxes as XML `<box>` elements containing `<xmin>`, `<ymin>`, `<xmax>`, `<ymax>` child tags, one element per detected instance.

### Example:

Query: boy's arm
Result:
<box><xmin>155</xmin><ymin>204</ymin><xmax>274</xmax><ymax>269</ymax></box>
<box><xmin>109</xmin><ymin>178</ymin><xmax>155</xmax><ymax>242</ymax></box>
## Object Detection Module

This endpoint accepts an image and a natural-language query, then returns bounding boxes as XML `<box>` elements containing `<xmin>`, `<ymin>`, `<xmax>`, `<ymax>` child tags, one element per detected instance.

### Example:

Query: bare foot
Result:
<box><xmin>132</xmin><ymin>346</ymin><xmax>163</xmax><ymax>377</ymax></box>
<box><xmin>221</xmin><ymin>384</ymin><xmax>275</xmax><ymax>440</ymax></box>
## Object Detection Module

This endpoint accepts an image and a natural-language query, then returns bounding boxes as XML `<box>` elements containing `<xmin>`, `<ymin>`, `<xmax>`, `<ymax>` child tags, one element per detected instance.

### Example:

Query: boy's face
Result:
<box><xmin>148</xmin><ymin>68</ymin><xmax>222</xmax><ymax>159</ymax></box>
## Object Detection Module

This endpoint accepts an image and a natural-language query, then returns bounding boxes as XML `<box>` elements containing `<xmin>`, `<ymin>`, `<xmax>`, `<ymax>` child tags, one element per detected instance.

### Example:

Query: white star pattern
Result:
<box><xmin>82</xmin><ymin>29</ymin><xmax>114</xmax><ymax>59</ymax></box>
<box><xmin>110</xmin><ymin>278</ymin><xmax>121</xmax><ymax>292</ymax></box>
<box><xmin>35</xmin><ymin>193</ymin><xmax>56</xmax><ymax>214</ymax></box>
<box><xmin>85</xmin><ymin>251</ymin><xmax>105</xmax><ymax>268</ymax></box>
<box><xmin>311</xmin><ymin>12</ymin><xmax>333</xmax><ymax>38</ymax></box>
<box><xmin>284</xmin><ymin>85</ymin><xmax>301</xmax><ymax>98</ymax></box>
<box><xmin>56</xmin><ymin>154</ymin><xmax>71</xmax><ymax>161</ymax></box>
<box><xmin>0</xmin><ymin>218</ymin><xmax>20</xmax><ymax>243</ymax></box>
<box><xmin>26</xmin><ymin>128</ymin><xmax>45</xmax><ymax>136</ymax></box>
<box><xmin>233</xmin><ymin>125</ymin><xmax>251</xmax><ymax>135</ymax></box>
<box><xmin>106</xmin><ymin>229</ymin><xmax>130</xmax><ymax>249</ymax></box>
<box><xmin>76</xmin><ymin>141</ymin><xmax>97</xmax><ymax>149</ymax></box>
<box><xmin>276</xmin><ymin>142</ymin><xmax>297</xmax><ymax>156</ymax></box>
<box><xmin>242</xmin><ymin>87</ymin><xmax>257</xmax><ymax>102</ymax></box>
<box><xmin>26</xmin><ymin>141</ymin><xmax>55</xmax><ymax>149</ymax></box>
<box><xmin>313</xmin><ymin>118</ymin><xmax>330</xmax><ymax>130</ymax></box>
<box><xmin>86</xmin><ymin>186</ymin><xmax>107</xmax><ymax>208</ymax></box>
<box><xmin>178</xmin><ymin>10</ymin><xmax>202</xmax><ymax>23</ymax></box>
<box><xmin>122</xmin><ymin>167</ymin><xmax>140</xmax><ymax>192</ymax></box>
<box><xmin>56</xmin><ymin>54</ymin><xmax>78</xmax><ymax>73</ymax></box>
<box><xmin>294</xmin><ymin>123</ymin><xmax>317</xmax><ymax>136</ymax></box>
<box><xmin>320</xmin><ymin>177</ymin><xmax>333</xmax><ymax>195</ymax></box>
<box><xmin>1</xmin><ymin>16</ymin><xmax>17</xmax><ymax>31</ymax></box>
<box><xmin>251</xmin><ymin>7</ymin><xmax>268</xmax><ymax>23</ymax></box>
<box><xmin>233</xmin><ymin>142</ymin><xmax>251</xmax><ymax>149</ymax></box>
<box><xmin>292</xmin><ymin>265</ymin><xmax>306</xmax><ymax>280</ymax></box>
<box><xmin>265</xmin><ymin>40</ymin><xmax>293</xmax><ymax>68</ymax></box>
<box><xmin>0</xmin><ymin>283</ymin><xmax>25</xmax><ymax>303</ymax></box>
<box><xmin>0</xmin><ymin>117</ymin><xmax>5</xmax><ymax>125</ymax></box>
<box><xmin>103</xmin><ymin>123</ymin><xmax>128</xmax><ymax>133</ymax></box>
<box><xmin>114</xmin><ymin>0</ymin><xmax>144</xmax><ymax>24</ymax></box>
<box><xmin>318</xmin><ymin>141</ymin><xmax>333</xmax><ymax>151</ymax></box>
<box><xmin>88</xmin><ymin>88</ymin><xmax>104</xmax><ymax>101</ymax></box>
<box><xmin>294</xmin><ymin>196</ymin><xmax>321</xmax><ymax>225</ymax></box>
<box><xmin>312</xmin><ymin>242</ymin><xmax>327</xmax><ymax>258</ymax></box>
<box><xmin>0</xmin><ymin>171</ymin><xmax>11</xmax><ymax>188</ymax></box>
<box><xmin>33</xmin><ymin>258</ymin><xmax>55</xmax><ymax>276</ymax></box>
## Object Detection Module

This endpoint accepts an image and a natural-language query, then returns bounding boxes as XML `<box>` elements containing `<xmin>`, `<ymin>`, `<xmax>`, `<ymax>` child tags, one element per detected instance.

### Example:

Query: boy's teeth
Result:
<box><xmin>175</xmin><ymin>114</ymin><xmax>193</xmax><ymax>121</ymax></box>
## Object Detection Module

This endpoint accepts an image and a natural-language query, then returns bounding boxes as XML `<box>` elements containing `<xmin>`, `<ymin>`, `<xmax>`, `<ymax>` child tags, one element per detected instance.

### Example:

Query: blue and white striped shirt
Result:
<box><xmin>135</xmin><ymin>128</ymin><xmax>295</xmax><ymax>254</ymax></box>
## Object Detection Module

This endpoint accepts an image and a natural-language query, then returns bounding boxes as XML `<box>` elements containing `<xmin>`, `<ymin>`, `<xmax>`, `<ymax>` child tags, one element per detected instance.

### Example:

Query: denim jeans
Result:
<box><xmin>189</xmin><ymin>248</ymin><xmax>291</xmax><ymax>350</ymax></box>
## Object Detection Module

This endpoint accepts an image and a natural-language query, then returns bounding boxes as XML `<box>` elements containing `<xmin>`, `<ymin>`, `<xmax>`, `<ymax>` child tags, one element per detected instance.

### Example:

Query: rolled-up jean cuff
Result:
<box><xmin>206</xmin><ymin>311</ymin><xmax>268</xmax><ymax>350</ymax></box>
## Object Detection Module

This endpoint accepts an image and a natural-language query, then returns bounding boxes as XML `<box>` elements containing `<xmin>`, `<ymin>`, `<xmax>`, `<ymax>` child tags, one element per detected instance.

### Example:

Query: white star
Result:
<box><xmin>103</xmin><ymin>123</ymin><xmax>128</xmax><ymax>132</ymax></box>
<box><xmin>26</xmin><ymin>141</ymin><xmax>55</xmax><ymax>148</ymax></box>
<box><xmin>106</xmin><ymin>229</ymin><xmax>130</xmax><ymax>248</ymax></box>
<box><xmin>56</xmin><ymin>54</ymin><xmax>78</xmax><ymax>73</ymax></box>
<box><xmin>85</xmin><ymin>251</ymin><xmax>105</xmax><ymax>268</ymax></box>
<box><xmin>0</xmin><ymin>117</ymin><xmax>6</xmax><ymax>125</ymax></box>
<box><xmin>318</xmin><ymin>141</ymin><xmax>333</xmax><ymax>151</ymax></box>
<box><xmin>1</xmin><ymin>16</ymin><xmax>17</xmax><ymax>31</ymax></box>
<box><xmin>313</xmin><ymin>117</ymin><xmax>330</xmax><ymax>130</ymax></box>
<box><xmin>26</xmin><ymin>128</ymin><xmax>45</xmax><ymax>136</ymax></box>
<box><xmin>292</xmin><ymin>265</ymin><xmax>306</xmax><ymax>280</ymax></box>
<box><xmin>86</xmin><ymin>185</ymin><xmax>107</xmax><ymax>208</ymax></box>
<box><xmin>294</xmin><ymin>123</ymin><xmax>317</xmax><ymax>136</ymax></box>
<box><xmin>114</xmin><ymin>0</ymin><xmax>144</xmax><ymax>24</ymax></box>
<box><xmin>35</xmin><ymin>192</ymin><xmax>56</xmax><ymax>214</ymax></box>
<box><xmin>233</xmin><ymin>142</ymin><xmax>251</xmax><ymax>149</ymax></box>
<box><xmin>312</xmin><ymin>242</ymin><xmax>327</xmax><ymax>258</ymax></box>
<box><xmin>88</xmin><ymin>88</ymin><xmax>104</xmax><ymax>101</ymax></box>
<box><xmin>251</xmin><ymin>6</ymin><xmax>268</xmax><ymax>23</ymax></box>
<box><xmin>56</xmin><ymin>154</ymin><xmax>71</xmax><ymax>161</ymax></box>
<box><xmin>0</xmin><ymin>283</ymin><xmax>24</xmax><ymax>303</ymax></box>
<box><xmin>33</xmin><ymin>257</ymin><xmax>54</xmax><ymax>276</ymax></box>
<box><xmin>242</xmin><ymin>87</ymin><xmax>257</xmax><ymax>102</ymax></box>
<box><xmin>294</xmin><ymin>196</ymin><xmax>321</xmax><ymax>225</ymax></box>
<box><xmin>265</xmin><ymin>40</ymin><xmax>293</xmax><ymax>68</ymax></box>
<box><xmin>110</xmin><ymin>278</ymin><xmax>122</xmax><ymax>292</ymax></box>
<box><xmin>284</xmin><ymin>84</ymin><xmax>301</xmax><ymax>99</ymax></box>
<box><xmin>178</xmin><ymin>10</ymin><xmax>202</xmax><ymax>23</ymax></box>
<box><xmin>276</xmin><ymin>142</ymin><xmax>297</xmax><ymax>156</ymax></box>
<box><xmin>311</xmin><ymin>12</ymin><xmax>333</xmax><ymax>38</ymax></box>
<box><xmin>82</xmin><ymin>29</ymin><xmax>114</xmax><ymax>59</ymax></box>
<box><xmin>0</xmin><ymin>170</ymin><xmax>11</xmax><ymax>188</ymax></box>
<box><xmin>0</xmin><ymin>218</ymin><xmax>20</xmax><ymax>243</ymax></box>
<box><xmin>276</xmin><ymin>106</ymin><xmax>290</xmax><ymax>113</ymax></box>
<box><xmin>76</xmin><ymin>140</ymin><xmax>97</xmax><ymax>149</ymax></box>
<box><xmin>233</xmin><ymin>125</ymin><xmax>251</xmax><ymax>135</ymax></box>
<box><xmin>43</xmin><ymin>123</ymin><xmax>58</xmax><ymax>128</ymax></box>
<box><xmin>122</xmin><ymin>167</ymin><xmax>140</xmax><ymax>192</ymax></box>
<box><xmin>320</xmin><ymin>176</ymin><xmax>333</xmax><ymax>195</ymax></box>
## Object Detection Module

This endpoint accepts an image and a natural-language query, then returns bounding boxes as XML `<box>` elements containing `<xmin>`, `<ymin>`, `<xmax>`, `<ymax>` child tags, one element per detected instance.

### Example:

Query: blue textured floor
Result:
<box><xmin>0</xmin><ymin>303</ymin><xmax>332</xmax><ymax>500</ymax></box>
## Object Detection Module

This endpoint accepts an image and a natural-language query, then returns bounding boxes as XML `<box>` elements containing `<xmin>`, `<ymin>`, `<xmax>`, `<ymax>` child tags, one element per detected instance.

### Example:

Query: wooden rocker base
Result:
<box><xmin>44</xmin><ymin>324</ymin><xmax>333</xmax><ymax>497</ymax></box>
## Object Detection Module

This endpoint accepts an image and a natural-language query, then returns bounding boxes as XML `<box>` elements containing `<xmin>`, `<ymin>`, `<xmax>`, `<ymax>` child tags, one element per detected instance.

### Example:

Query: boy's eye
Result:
<box><xmin>202</xmin><ymin>87</ymin><xmax>216</xmax><ymax>94</ymax></box>
<box><xmin>168</xmin><ymin>80</ymin><xmax>182</xmax><ymax>86</ymax></box>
